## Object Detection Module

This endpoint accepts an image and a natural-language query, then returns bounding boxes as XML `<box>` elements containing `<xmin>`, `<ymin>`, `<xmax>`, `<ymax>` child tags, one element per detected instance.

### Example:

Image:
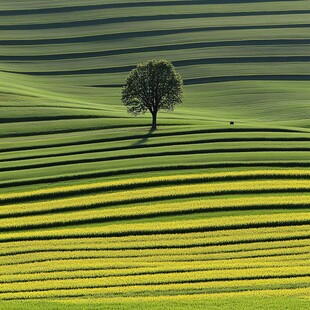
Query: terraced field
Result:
<box><xmin>1</xmin><ymin>0</ymin><xmax>310</xmax><ymax>309</ymax></box>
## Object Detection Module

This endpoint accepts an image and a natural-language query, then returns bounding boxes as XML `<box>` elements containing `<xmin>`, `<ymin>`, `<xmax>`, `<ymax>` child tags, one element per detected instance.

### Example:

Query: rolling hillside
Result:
<box><xmin>0</xmin><ymin>0</ymin><xmax>310</xmax><ymax>309</ymax></box>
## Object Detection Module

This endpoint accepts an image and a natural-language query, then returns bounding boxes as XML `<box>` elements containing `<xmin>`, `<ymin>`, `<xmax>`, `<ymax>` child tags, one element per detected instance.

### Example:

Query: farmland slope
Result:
<box><xmin>0</xmin><ymin>0</ymin><xmax>310</xmax><ymax>309</ymax></box>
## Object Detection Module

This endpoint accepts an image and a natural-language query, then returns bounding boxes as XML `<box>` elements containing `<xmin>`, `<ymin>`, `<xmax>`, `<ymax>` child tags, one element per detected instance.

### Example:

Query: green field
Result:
<box><xmin>1</xmin><ymin>0</ymin><xmax>310</xmax><ymax>309</ymax></box>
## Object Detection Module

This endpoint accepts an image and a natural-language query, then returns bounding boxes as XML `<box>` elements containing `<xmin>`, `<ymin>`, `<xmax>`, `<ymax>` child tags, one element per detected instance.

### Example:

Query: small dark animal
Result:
<box><xmin>230</xmin><ymin>121</ymin><xmax>234</xmax><ymax>125</ymax></box>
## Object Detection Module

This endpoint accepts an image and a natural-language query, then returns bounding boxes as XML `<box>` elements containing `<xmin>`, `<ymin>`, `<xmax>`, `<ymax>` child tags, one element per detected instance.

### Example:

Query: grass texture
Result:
<box><xmin>0</xmin><ymin>0</ymin><xmax>310</xmax><ymax>309</ymax></box>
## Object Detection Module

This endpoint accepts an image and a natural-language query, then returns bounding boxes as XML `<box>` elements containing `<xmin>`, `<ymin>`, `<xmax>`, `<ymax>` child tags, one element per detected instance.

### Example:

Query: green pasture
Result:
<box><xmin>1</xmin><ymin>0</ymin><xmax>310</xmax><ymax>308</ymax></box>
<box><xmin>1</xmin><ymin>295</ymin><xmax>310</xmax><ymax>310</ymax></box>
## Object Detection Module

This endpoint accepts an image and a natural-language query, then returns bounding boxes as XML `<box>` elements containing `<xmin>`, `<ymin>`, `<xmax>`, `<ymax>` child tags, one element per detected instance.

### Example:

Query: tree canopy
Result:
<box><xmin>121</xmin><ymin>59</ymin><xmax>183</xmax><ymax>130</ymax></box>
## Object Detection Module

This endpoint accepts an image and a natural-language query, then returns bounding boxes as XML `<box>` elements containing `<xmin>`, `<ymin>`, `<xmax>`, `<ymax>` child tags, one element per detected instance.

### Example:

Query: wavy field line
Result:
<box><xmin>1</xmin><ymin>285</ymin><xmax>310</xmax><ymax>302</ymax></box>
<box><xmin>1</xmin><ymin>212</ymin><xmax>310</xmax><ymax>243</ymax></box>
<box><xmin>11</xmin><ymin>56</ymin><xmax>310</xmax><ymax>76</ymax></box>
<box><xmin>1</xmin><ymin>180</ymin><xmax>310</xmax><ymax>217</ymax></box>
<box><xmin>1</xmin><ymin>191</ymin><xmax>310</xmax><ymax>231</ymax></box>
<box><xmin>3</xmin><ymin>137</ymin><xmax>310</xmax><ymax>163</ymax></box>
<box><xmin>2</xmin><ymin>161</ymin><xmax>310</xmax><ymax>189</ymax></box>
<box><xmin>1</xmin><ymin>126</ymin><xmax>300</xmax><ymax>139</ymax></box>
<box><xmin>2</xmin><ymin>227</ymin><xmax>309</xmax><ymax>255</ymax></box>
<box><xmin>0</xmin><ymin>1</ymin><xmax>296</xmax><ymax>16</ymax></box>
<box><xmin>2</xmin><ymin>39</ymin><xmax>309</xmax><ymax>61</ymax></box>
<box><xmin>2</xmin><ymin>169</ymin><xmax>309</xmax><ymax>204</ymax></box>
<box><xmin>1</xmin><ymin>266</ymin><xmax>309</xmax><ymax>294</ymax></box>
<box><xmin>2</xmin><ymin>146</ymin><xmax>310</xmax><ymax>173</ymax></box>
<box><xmin>2</xmin><ymin>249</ymin><xmax>309</xmax><ymax>276</ymax></box>
<box><xmin>2</xmin><ymin>10</ymin><xmax>310</xmax><ymax>30</ymax></box>
<box><xmin>2</xmin><ymin>224</ymin><xmax>307</xmax><ymax>253</ymax></box>
<box><xmin>2</xmin><ymin>260</ymin><xmax>310</xmax><ymax>286</ymax></box>
<box><xmin>1</xmin><ymin>238</ymin><xmax>309</xmax><ymax>262</ymax></box>
<box><xmin>2</xmin><ymin>127</ymin><xmax>303</xmax><ymax>152</ymax></box>
<box><xmin>2</xmin><ymin>250</ymin><xmax>310</xmax><ymax>271</ymax></box>
<box><xmin>1</xmin><ymin>24</ymin><xmax>310</xmax><ymax>45</ymax></box>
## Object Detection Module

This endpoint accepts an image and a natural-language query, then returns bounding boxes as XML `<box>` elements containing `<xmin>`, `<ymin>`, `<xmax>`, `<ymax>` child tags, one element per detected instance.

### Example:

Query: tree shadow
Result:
<box><xmin>132</xmin><ymin>128</ymin><xmax>155</xmax><ymax>147</ymax></box>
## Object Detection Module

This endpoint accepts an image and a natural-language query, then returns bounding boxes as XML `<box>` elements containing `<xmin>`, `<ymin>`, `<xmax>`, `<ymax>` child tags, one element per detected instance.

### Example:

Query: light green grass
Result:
<box><xmin>1</xmin><ymin>295</ymin><xmax>310</xmax><ymax>310</ymax></box>
<box><xmin>1</xmin><ymin>0</ymin><xmax>310</xmax><ymax>308</ymax></box>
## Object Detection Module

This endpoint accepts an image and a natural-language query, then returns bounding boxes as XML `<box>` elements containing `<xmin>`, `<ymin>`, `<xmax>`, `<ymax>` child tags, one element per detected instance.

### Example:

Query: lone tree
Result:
<box><xmin>122</xmin><ymin>59</ymin><xmax>183</xmax><ymax>130</ymax></box>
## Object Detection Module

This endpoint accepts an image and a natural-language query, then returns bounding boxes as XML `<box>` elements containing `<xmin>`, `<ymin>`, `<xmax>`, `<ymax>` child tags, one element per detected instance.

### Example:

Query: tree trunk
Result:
<box><xmin>151</xmin><ymin>111</ymin><xmax>157</xmax><ymax>130</ymax></box>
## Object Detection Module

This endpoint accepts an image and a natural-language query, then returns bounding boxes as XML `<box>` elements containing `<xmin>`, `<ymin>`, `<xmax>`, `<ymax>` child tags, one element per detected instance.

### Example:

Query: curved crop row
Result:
<box><xmin>1</xmin><ymin>181</ymin><xmax>309</xmax><ymax>219</ymax></box>
<box><xmin>1</xmin><ymin>212</ymin><xmax>310</xmax><ymax>243</ymax></box>
<box><xmin>1</xmin><ymin>169</ymin><xmax>309</xmax><ymax>204</ymax></box>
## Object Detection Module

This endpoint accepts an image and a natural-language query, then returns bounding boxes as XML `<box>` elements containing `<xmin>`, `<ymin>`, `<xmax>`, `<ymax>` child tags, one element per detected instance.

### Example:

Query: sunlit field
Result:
<box><xmin>0</xmin><ymin>0</ymin><xmax>310</xmax><ymax>309</ymax></box>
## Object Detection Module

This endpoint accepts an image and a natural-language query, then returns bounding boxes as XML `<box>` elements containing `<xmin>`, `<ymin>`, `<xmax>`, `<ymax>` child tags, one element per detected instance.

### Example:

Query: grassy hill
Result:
<box><xmin>0</xmin><ymin>0</ymin><xmax>310</xmax><ymax>309</ymax></box>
